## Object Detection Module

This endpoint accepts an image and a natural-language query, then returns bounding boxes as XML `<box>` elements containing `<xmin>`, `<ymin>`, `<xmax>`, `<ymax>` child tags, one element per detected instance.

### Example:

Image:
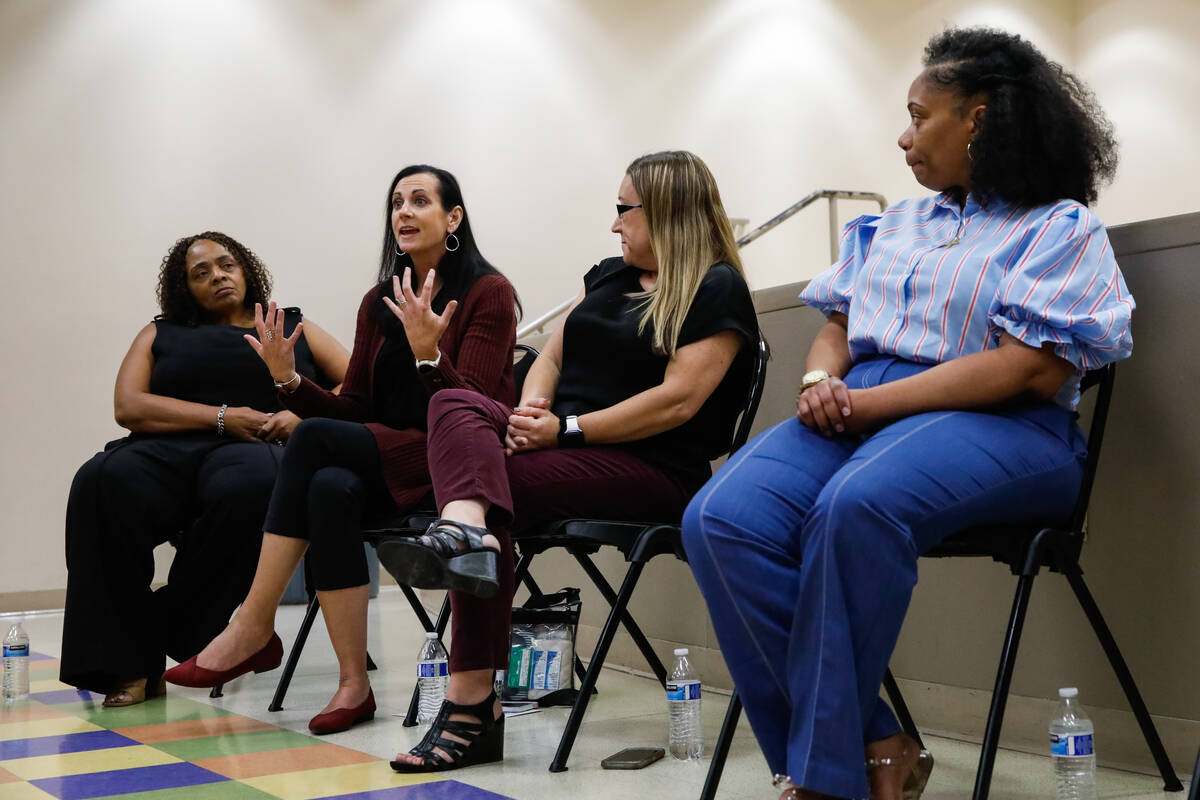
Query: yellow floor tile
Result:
<box><xmin>240</xmin><ymin>761</ymin><xmax>440</xmax><ymax>800</ymax></box>
<box><xmin>0</xmin><ymin>717</ymin><xmax>104</xmax><ymax>742</ymax></box>
<box><xmin>28</xmin><ymin>679</ymin><xmax>72</xmax><ymax>693</ymax></box>
<box><xmin>0</xmin><ymin>783</ymin><xmax>57</xmax><ymax>799</ymax></box>
<box><xmin>0</xmin><ymin>744</ymin><xmax>180</xmax><ymax>780</ymax></box>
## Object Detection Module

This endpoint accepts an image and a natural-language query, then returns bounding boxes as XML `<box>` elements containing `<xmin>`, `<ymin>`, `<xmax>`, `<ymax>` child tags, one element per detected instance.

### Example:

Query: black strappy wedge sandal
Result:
<box><xmin>376</xmin><ymin>518</ymin><xmax>500</xmax><ymax>598</ymax></box>
<box><xmin>389</xmin><ymin>692</ymin><xmax>505</xmax><ymax>773</ymax></box>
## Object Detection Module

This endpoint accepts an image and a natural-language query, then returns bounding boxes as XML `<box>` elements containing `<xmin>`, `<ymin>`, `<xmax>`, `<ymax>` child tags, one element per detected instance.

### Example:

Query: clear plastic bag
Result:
<box><xmin>501</xmin><ymin>588</ymin><xmax>580</xmax><ymax>703</ymax></box>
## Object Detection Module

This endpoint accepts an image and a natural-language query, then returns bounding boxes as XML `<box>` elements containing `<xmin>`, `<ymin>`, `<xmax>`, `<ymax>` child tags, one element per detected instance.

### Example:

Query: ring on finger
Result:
<box><xmin>264</xmin><ymin>329</ymin><xmax>275</xmax><ymax>341</ymax></box>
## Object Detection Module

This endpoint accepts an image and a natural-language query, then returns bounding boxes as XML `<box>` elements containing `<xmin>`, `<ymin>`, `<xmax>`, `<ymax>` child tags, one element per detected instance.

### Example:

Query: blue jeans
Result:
<box><xmin>681</xmin><ymin>356</ymin><xmax>1086</xmax><ymax>798</ymax></box>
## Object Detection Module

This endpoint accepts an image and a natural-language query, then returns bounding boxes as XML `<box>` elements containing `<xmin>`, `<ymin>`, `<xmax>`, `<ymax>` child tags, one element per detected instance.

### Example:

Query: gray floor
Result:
<box><xmin>16</xmin><ymin>589</ymin><xmax>1189</xmax><ymax>799</ymax></box>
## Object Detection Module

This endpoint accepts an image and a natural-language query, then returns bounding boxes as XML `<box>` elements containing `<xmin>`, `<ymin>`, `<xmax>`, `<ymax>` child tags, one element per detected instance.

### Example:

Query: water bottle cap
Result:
<box><xmin>425</xmin><ymin>632</ymin><xmax>438</xmax><ymax>639</ymax></box>
<box><xmin>673</xmin><ymin>648</ymin><xmax>688</xmax><ymax>656</ymax></box>
<box><xmin>1059</xmin><ymin>687</ymin><xmax>1078</xmax><ymax>698</ymax></box>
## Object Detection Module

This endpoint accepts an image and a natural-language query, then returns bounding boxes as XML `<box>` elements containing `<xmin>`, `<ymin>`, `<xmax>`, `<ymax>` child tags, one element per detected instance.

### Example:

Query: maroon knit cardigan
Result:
<box><xmin>283</xmin><ymin>274</ymin><xmax>517</xmax><ymax>507</ymax></box>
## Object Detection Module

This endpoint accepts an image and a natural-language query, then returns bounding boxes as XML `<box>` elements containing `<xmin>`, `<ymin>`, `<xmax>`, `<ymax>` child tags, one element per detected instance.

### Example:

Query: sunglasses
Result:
<box><xmin>615</xmin><ymin>203</ymin><xmax>643</xmax><ymax>216</ymax></box>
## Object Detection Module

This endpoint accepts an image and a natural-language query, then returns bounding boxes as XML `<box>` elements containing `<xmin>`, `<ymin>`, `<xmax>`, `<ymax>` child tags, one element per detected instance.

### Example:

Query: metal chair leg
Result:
<box><xmin>268</xmin><ymin>593</ymin><xmax>321</xmax><ymax>712</ymax></box>
<box><xmin>1065</xmin><ymin>570</ymin><xmax>1183</xmax><ymax>791</ymax></box>
<box><xmin>883</xmin><ymin>668</ymin><xmax>924</xmax><ymax>749</ymax></box>
<box><xmin>972</xmin><ymin>574</ymin><xmax>1036</xmax><ymax>800</ymax></box>
<box><xmin>550</xmin><ymin>561</ymin><xmax>646</xmax><ymax>772</ymax></box>
<box><xmin>1187</xmin><ymin>744</ymin><xmax>1198</xmax><ymax>800</ymax></box>
<box><xmin>701</xmin><ymin>692</ymin><xmax>743</xmax><ymax>800</ymax></box>
<box><xmin>572</xmin><ymin>551</ymin><xmax>668</xmax><ymax>686</ymax></box>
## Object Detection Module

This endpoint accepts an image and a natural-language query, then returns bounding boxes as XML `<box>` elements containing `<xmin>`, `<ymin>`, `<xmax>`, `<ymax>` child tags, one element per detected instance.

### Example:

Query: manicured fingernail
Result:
<box><xmin>835</xmin><ymin>424</ymin><xmax>844</xmax><ymax>432</ymax></box>
<box><xmin>843</xmin><ymin>407</ymin><xmax>851</xmax><ymax>415</ymax></box>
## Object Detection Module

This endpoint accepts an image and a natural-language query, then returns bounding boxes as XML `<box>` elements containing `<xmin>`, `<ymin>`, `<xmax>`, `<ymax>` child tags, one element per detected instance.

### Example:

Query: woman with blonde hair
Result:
<box><xmin>380</xmin><ymin>149</ymin><xmax>759</xmax><ymax>772</ymax></box>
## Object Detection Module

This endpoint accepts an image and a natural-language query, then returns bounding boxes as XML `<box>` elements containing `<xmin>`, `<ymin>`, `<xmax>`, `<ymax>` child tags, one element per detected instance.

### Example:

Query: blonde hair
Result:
<box><xmin>626</xmin><ymin>150</ymin><xmax>746</xmax><ymax>356</ymax></box>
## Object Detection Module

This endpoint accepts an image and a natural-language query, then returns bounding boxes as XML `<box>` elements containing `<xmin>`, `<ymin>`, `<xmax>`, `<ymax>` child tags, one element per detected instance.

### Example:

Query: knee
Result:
<box><xmin>807</xmin><ymin>475</ymin><xmax>910</xmax><ymax>559</ymax></box>
<box><xmin>286</xmin><ymin>417</ymin><xmax>341</xmax><ymax>455</ymax></box>
<box><xmin>428</xmin><ymin>388</ymin><xmax>488</xmax><ymax>430</ymax></box>
<box><xmin>308</xmin><ymin>467</ymin><xmax>364</xmax><ymax>512</ymax></box>
<box><xmin>202</xmin><ymin>460</ymin><xmax>277</xmax><ymax>510</ymax></box>
<box><xmin>680</xmin><ymin>475</ymin><xmax>746</xmax><ymax>567</ymax></box>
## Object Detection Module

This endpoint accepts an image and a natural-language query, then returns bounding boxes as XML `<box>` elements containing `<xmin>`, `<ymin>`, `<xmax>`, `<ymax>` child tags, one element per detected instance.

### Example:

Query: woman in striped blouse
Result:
<box><xmin>683</xmin><ymin>27</ymin><xmax>1130</xmax><ymax>800</ymax></box>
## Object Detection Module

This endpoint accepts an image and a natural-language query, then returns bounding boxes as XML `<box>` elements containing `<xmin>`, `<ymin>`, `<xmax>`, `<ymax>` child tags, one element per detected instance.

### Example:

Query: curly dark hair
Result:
<box><xmin>923</xmin><ymin>27</ymin><xmax>1118</xmax><ymax>208</ymax></box>
<box><xmin>156</xmin><ymin>231</ymin><xmax>272</xmax><ymax>324</ymax></box>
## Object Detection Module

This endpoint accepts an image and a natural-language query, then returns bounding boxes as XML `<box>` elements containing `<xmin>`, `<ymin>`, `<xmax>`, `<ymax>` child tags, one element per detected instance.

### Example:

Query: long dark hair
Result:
<box><xmin>923</xmin><ymin>27</ymin><xmax>1118</xmax><ymax>208</ymax></box>
<box><xmin>156</xmin><ymin>231</ymin><xmax>272</xmax><ymax>325</ymax></box>
<box><xmin>375</xmin><ymin>165</ymin><xmax>519</xmax><ymax>319</ymax></box>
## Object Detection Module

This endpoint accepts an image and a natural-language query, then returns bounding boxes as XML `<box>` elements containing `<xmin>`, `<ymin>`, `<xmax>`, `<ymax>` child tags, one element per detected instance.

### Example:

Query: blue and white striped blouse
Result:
<box><xmin>799</xmin><ymin>192</ymin><xmax>1134</xmax><ymax>408</ymax></box>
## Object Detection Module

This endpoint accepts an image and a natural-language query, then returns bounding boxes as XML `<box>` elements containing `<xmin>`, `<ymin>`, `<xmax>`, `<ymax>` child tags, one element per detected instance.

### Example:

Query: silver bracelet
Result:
<box><xmin>217</xmin><ymin>403</ymin><xmax>228</xmax><ymax>436</ymax></box>
<box><xmin>273</xmin><ymin>373</ymin><xmax>301</xmax><ymax>392</ymax></box>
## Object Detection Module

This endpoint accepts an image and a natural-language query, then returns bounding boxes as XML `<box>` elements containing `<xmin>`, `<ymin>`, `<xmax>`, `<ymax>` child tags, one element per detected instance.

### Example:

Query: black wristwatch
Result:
<box><xmin>557</xmin><ymin>415</ymin><xmax>586</xmax><ymax>448</ymax></box>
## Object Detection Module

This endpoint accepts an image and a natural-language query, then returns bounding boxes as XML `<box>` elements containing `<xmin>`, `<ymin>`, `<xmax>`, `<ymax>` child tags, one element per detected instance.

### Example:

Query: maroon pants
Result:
<box><xmin>427</xmin><ymin>389</ymin><xmax>694</xmax><ymax>672</ymax></box>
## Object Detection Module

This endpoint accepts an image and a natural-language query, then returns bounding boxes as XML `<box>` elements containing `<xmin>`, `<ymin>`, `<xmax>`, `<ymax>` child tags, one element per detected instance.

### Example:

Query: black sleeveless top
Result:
<box><xmin>554</xmin><ymin>258</ymin><xmax>758</xmax><ymax>488</ymax></box>
<box><xmin>148</xmin><ymin>307</ymin><xmax>320</xmax><ymax>413</ymax></box>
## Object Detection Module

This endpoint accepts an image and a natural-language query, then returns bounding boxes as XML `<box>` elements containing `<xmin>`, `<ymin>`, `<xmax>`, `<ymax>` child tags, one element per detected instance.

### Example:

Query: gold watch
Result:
<box><xmin>800</xmin><ymin>369</ymin><xmax>832</xmax><ymax>392</ymax></box>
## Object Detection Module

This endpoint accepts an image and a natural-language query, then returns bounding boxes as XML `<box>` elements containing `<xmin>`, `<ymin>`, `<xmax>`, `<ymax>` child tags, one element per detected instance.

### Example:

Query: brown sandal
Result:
<box><xmin>103</xmin><ymin>677</ymin><xmax>166</xmax><ymax>708</ymax></box>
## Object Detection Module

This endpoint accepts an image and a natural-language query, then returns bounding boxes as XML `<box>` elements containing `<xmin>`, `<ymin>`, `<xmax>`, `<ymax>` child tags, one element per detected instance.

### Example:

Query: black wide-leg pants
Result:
<box><xmin>60</xmin><ymin>434</ymin><xmax>282</xmax><ymax>694</ymax></box>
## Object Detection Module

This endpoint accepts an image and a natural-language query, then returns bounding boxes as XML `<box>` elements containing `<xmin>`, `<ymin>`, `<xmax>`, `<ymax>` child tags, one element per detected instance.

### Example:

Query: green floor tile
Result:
<box><xmin>151</xmin><ymin>728</ymin><xmax>320</xmax><ymax>760</ymax></box>
<box><xmin>55</xmin><ymin>694</ymin><xmax>234</xmax><ymax>728</ymax></box>
<box><xmin>93</xmin><ymin>780</ymin><xmax>278</xmax><ymax>800</ymax></box>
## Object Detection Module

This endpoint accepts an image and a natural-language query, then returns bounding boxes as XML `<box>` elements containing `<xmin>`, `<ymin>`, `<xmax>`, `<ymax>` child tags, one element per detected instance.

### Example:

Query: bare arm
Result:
<box><xmin>507</xmin><ymin>329</ymin><xmax>744</xmax><ymax>450</ymax></box>
<box><xmin>113</xmin><ymin>323</ymin><xmax>267</xmax><ymax>438</ymax></box>
<box><xmin>848</xmin><ymin>333</ymin><xmax>1075</xmax><ymax>432</ymax></box>
<box><xmin>296</xmin><ymin>316</ymin><xmax>349</xmax><ymax>391</ymax></box>
<box><xmin>516</xmin><ymin>290</ymin><xmax>584</xmax><ymax>408</ymax></box>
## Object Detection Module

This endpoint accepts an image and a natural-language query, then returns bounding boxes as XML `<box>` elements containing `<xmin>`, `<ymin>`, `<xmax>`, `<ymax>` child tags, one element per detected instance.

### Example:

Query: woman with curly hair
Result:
<box><xmin>165</xmin><ymin>166</ymin><xmax>520</xmax><ymax>739</ymax></box>
<box><xmin>683</xmin><ymin>27</ymin><xmax>1131</xmax><ymax>800</ymax></box>
<box><xmin>60</xmin><ymin>232</ymin><xmax>349</xmax><ymax>707</ymax></box>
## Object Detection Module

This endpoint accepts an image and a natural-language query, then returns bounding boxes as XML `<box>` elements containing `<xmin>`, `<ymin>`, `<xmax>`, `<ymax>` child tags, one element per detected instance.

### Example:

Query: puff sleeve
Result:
<box><xmin>798</xmin><ymin>213</ymin><xmax>880</xmax><ymax>317</ymax></box>
<box><xmin>989</xmin><ymin>203</ymin><xmax>1134</xmax><ymax>371</ymax></box>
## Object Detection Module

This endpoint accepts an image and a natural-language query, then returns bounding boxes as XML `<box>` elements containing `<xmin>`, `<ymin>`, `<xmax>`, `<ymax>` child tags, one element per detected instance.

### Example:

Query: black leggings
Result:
<box><xmin>263</xmin><ymin>418</ymin><xmax>395</xmax><ymax>591</ymax></box>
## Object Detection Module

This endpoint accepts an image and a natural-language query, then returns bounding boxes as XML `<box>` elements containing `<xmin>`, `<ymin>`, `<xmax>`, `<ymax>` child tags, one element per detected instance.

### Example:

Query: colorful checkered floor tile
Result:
<box><xmin>0</xmin><ymin>653</ymin><xmax>514</xmax><ymax>800</ymax></box>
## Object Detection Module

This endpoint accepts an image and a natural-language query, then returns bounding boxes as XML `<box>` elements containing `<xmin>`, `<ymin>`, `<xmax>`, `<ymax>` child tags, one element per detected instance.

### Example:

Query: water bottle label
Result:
<box><xmin>2</xmin><ymin>644</ymin><xmax>28</xmax><ymax>658</ymax></box>
<box><xmin>1050</xmin><ymin>732</ymin><xmax>1094</xmax><ymax>757</ymax></box>
<box><xmin>666</xmin><ymin>682</ymin><xmax>701</xmax><ymax>701</ymax></box>
<box><xmin>417</xmin><ymin>661</ymin><xmax>448</xmax><ymax>678</ymax></box>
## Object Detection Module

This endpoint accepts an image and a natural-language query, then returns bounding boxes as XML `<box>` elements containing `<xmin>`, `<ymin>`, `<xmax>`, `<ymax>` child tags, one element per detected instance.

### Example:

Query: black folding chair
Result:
<box><xmin>1187</xmin><ymin>745</ymin><xmax>1198</xmax><ymax>800</ymax></box>
<box><xmin>702</xmin><ymin>364</ymin><xmax>1184</xmax><ymax>800</ymax></box>
<box><xmin>506</xmin><ymin>336</ymin><xmax>769</xmax><ymax>773</ymax></box>
<box><xmin>253</xmin><ymin>344</ymin><xmax>540</xmax><ymax>718</ymax></box>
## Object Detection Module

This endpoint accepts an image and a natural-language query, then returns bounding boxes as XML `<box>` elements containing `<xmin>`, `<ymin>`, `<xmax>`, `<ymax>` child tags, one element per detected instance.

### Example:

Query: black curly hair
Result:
<box><xmin>923</xmin><ymin>27</ymin><xmax>1118</xmax><ymax>208</ymax></box>
<box><xmin>156</xmin><ymin>231</ymin><xmax>272</xmax><ymax>324</ymax></box>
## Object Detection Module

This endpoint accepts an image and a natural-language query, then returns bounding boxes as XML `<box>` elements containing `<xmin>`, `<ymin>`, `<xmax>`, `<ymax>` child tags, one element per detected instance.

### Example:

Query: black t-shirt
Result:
<box><xmin>149</xmin><ymin>307</ymin><xmax>319</xmax><ymax>413</ymax></box>
<box><xmin>373</xmin><ymin>333</ymin><xmax>426</xmax><ymax>431</ymax></box>
<box><xmin>554</xmin><ymin>257</ymin><xmax>758</xmax><ymax>488</ymax></box>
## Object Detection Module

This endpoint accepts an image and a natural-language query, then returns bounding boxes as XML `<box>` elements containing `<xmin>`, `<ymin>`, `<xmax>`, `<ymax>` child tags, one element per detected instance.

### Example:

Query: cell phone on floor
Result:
<box><xmin>601</xmin><ymin>746</ymin><xmax>666</xmax><ymax>769</ymax></box>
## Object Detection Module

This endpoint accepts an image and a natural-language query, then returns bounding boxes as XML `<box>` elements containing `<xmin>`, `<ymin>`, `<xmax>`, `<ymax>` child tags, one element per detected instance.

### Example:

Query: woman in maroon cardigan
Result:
<box><xmin>164</xmin><ymin>165</ymin><xmax>518</xmax><ymax>736</ymax></box>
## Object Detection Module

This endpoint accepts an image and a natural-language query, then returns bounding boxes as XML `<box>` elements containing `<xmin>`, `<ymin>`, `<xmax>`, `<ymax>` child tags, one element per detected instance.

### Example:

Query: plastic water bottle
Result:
<box><xmin>416</xmin><ymin>632</ymin><xmax>449</xmax><ymax>725</ymax></box>
<box><xmin>1049</xmin><ymin>687</ymin><xmax>1097</xmax><ymax>800</ymax></box>
<box><xmin>2</xmin><ymin>621</ymin><xmax>30</xmax><ymax>704</ymax></box>
<box><xmin>666</xmin><ymin>647</ymin><xmax>702</xmax><ymax>760</ymax></box>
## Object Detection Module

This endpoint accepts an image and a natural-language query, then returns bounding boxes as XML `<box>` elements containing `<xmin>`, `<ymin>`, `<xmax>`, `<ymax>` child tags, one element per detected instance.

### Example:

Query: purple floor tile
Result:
<box><xmin>0</xmin><ymin>730</ymin><xmax>137</xmax><ymax>759</ymax></box>
<box><xmin>312</xmin><ymin>781</ymin><xmax>515</xmax><ymax>800</ymax></box>
<box><xmin>29</xmin><ymin>688</ymin><xmax>99</xmax><ymax>705</ymax></box>
<box><xmin>30</xmin><ymin>762</ymin><xmax>226</xmax><ymax>800</ymax></box>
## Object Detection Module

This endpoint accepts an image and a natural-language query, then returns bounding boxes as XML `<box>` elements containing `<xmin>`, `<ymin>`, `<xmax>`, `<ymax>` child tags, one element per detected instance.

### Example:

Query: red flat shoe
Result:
<box><xmin>309</xmin><ymin>689</ymin><xmax>376</xmax><ymax>735</ymax></box>
<box><xmin>163</xmin><ymin>633</ymin><xmax>283</xmax><ymax>689</ymax></box>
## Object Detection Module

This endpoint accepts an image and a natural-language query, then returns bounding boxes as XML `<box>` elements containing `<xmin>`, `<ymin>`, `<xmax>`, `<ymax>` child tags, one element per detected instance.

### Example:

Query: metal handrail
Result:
<box><xmin>516</xmin><ymin>188</ymin><xmax>887</xmax><ymax>339</ymax></box>
<box><xmin>736</xmin><ymin>189</ymin><xmax>887</xmax><ymax>260</ymax></box>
